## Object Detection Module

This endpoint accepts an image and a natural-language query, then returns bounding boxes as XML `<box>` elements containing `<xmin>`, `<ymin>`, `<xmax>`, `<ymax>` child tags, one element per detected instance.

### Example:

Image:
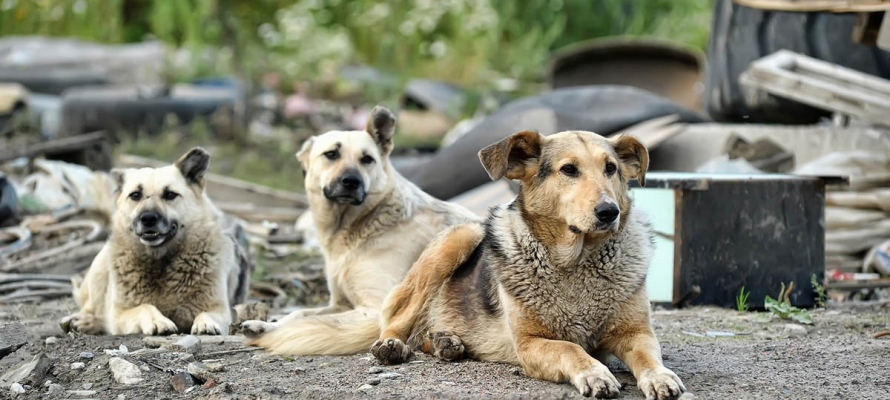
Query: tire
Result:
<box><xmin>704</xmin><ymin>0</ymin><xmax>890</xmax><ymax>123</ymax></box>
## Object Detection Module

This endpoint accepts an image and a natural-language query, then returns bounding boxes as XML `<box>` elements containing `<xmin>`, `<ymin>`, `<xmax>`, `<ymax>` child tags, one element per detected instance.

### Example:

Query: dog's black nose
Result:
<box><xmin>139</xmin><ymin>211</ymin><xmax>160</xmax><ymax>227</ymax></box>
<box><xmin>340</xmin><ymin>174</ymin><xmax>362</xmax><ymax>190</ymax></box>
<box><xmin>595</xmin><ymin>202</ymin><xmax>619</xmax><ymax>224</ymax></box>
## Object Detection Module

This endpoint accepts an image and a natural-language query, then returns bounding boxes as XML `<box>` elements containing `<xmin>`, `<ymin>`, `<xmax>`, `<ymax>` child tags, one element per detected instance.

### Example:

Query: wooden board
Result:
<box><xmin>739</xmin><ymin>50</ymin><xmax>890</xmax><ymax>126</ymax></box>
<box><xmin>734</xmin><ymin>0</ymin><xmax>890</xmax><ymax>12</ymax></box>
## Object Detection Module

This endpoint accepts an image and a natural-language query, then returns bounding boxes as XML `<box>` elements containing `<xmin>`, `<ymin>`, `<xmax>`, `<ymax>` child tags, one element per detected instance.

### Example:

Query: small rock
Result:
<box><xmin>45</xmin><ymin>337</ymin><xmax>59</xmax><ymax>345</ymax></box>
<box><xmin>108</xmin><ymin>357</ymin><xmax>143</xmax><ymax>385</ymax></box>
<box><xmin>9</xmin><ymin>383</ymin><xmax>25</xmax><ymax>394</ymax></box>
<box><xmin>202</xmin><ymin>380</ymin><xmax>217</xmax><ymax>389</ymax></box>
<box><xmin>22</xmin><ymin>385</ymin><xmax>30</xmax><ymax>390</ymax></box>
<box><xmin>204</xmin><ymin>362</ymin><xmax>225</xmax><ymax>373</ymax></box>
<box><xmin>46</xmin><ymin>383</ymin><xmax>64</xmax><ymax>395</ymax></box>
<box><xmin>170</xmin><ymin>371</ymin><xmax>195</xmax><ymax>393</ymax></box>
<box><xmin>367</xmin><ymin>378</ymin><xmax>381</xmax><ymax>386</ymax></box>
<box><xmin>441</xmin><ymin>381</ymin><xmax>456</xmax><ymax>385</ymax></box>
<box><xmin>67</xmin><ymin>390</ymin><xmax>97</xmax><ymax>397</ymax></box>
<box><xmin>783</xmin><ymin>324</ymin><xmax>807</xmax><ymax>337</ymax></box>
<box><xmin>317</xmin><ymin>362</ymin><xmax>330</xmax><ymax>368</ymax></box>
<box><xmin>187</xmin><ymin>362</ymin><xmax>217</xmax><ymax>382</ymax></box>
<box><xmin>293</xmin><ymin>367</ymin><xmax>306</xmax><ymax>374</ymax></box>
<box><xmin>117</xmin><ymin>395</ymin><xmax>125</xmax><ymax>400</ymax></box>
<box><xmin>358</xmin><ymin>384</ymin><xmax>375</xmax><ymax>390</ymax></box>
<box><xmin>852</xmin><ymin>379</ymin><xmax>861</xmax><ymax>385</ymax></box>
<box><xmin>678</xmin><ymin>393</ymin><xmax>695</xmax><ymax>400</ymax></box>
<box><xmin>1</xmin><ymin>322</ymin><xmax>29</xmax><ymax>360</ymax></box>
<box><xmin>70</xmin><ymin>362</ymin><xmax>85</xmax><ymax>370</ymax></box>
<box><xmin>510</xmin><ymin>367</ymin><xmax>524</xmax><ymax>376</ymax></box>
<box><xmin>0</xmin><ymin>353</ymin><xmax>50</xmax><ymax>386</ymax></box>
<box><xmin>368</xmin><ymin>366</ymin><xmax>384</xmax><ymax>374</ymax></box>
<box><xmin>82</xmin><ymin>382</ymin><xmax>93</xmax><ymax>390</ymax></box>
<box><xmin>118</xmin><ymin>345</ymin><xmax>128</xmax><ymax>355</ymax></box>
<box><xmin>169</xmin><ymin>335</ymin><xmax>201</xmax><ymax>353</ymax></box>
<box><xmin>79</xmin><ymin>352</ymin><xmax>94</xmax><ymax>359</ymax></box>
<box><xmin>378</xmin><ymin>372</ymin><xmax>403</xmax><ymax>380</ymax></box>
<box><xmin>43</xmin><ymin>380</ymin><xmax>52</xmax><ymax>387</ymax></box>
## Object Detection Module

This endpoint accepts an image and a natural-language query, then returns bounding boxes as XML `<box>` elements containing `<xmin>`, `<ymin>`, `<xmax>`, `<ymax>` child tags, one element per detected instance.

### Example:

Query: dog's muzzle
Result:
<box><xmin>591</xmin><ymin>201</ymin><xmax>620</xmax><ymax>232</ymax></box>
<box><xmin>323</xmin><ymin>172</ymin><xmax>366</xmax><ymax>205</ymax></box>
<box><xmin>133</xmin><ymin>210</ymin><xmax>179</xmax><ymax>246</ymax></box>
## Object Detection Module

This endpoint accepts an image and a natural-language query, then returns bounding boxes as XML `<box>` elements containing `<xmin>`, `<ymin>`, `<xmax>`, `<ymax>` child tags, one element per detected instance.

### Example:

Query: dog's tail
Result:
<box><xmin>247</xmin><ymin>308</ymin><xmax>380</xmax><ymax>355</ymax></box>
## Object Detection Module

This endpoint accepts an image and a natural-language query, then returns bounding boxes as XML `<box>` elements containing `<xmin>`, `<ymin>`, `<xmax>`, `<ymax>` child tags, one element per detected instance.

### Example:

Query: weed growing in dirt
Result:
<box><xmin>736</xmin><ymin>286</ymin><xmax>750</xmax><ymax>312</ymax></box>
<box><xmin>764</xmin><ymin>282</ymin><xmax>813</xmax><ymax>325</ymax></box>
<box><xmin>811</xmin><ymin>274</ymin><xmax>827</xmax><ymax>308</ymax></box>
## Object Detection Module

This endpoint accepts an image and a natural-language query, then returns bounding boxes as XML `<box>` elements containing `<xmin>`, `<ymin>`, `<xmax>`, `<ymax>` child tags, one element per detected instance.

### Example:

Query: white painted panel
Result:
<box><xmin>630</xmin><ymin>188</ymin><xmax>675</xmax><ymax>303</ymax></box>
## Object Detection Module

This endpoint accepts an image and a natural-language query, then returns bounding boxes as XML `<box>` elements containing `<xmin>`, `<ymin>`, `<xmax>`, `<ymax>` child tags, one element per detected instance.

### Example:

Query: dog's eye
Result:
<box><xmin>162</xmin><ymin>191</ymin><xmax>179</xmax><ymax>201</ymax></box>
<box><xmin>560</xmin><ymin>164</ymin><xmax>579</xmax><ymax>177</ymax></box>
<box><xmin>323</xmin><ymin>150</ymin><xmax>340</xmax><ymax>160</ymax></box>
<box><xmin>605</xmin><ymin>162</ymin><xmax>617</xmax><ymax>176</ymax></box>
<box><xmin>360</xmin><ymin>155</ymin><xmax>375</xmax><ymax>165</ymax></box>
<box><xmin>128</xmin><ymin>191</ymin><xmax>142</xmax><ymax>201</ymax></box>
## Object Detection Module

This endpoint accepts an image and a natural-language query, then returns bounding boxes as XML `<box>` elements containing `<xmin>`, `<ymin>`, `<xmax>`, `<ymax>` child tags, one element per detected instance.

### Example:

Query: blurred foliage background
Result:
<box><xmin>0</xmin><ymin>0</ymin><xmax>714</xmax><ymax>94</ymax></box>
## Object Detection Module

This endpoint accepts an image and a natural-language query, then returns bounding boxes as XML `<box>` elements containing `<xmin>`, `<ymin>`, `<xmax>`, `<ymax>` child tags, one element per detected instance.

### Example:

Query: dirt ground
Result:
<box><xmin>1</xmin><ymin>299</ymin><xmax>889</xmax><ymax>400</ymax></box>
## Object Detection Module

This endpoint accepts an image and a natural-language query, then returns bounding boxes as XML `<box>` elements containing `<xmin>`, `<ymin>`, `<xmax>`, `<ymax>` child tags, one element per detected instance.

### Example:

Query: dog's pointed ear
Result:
<box><xmin>609</xmin><ymin>134</ymin><xmax>649</xmax><ymax>187</ymax></box>
<box><xmin>478</xmin><ymin>130</ymin><xmax>543</xmax><ymax>181</ymax></box>
<box><xmin>296</xmin><ymin>136</ymin><xmax>315</xmax><ymax>174</ymax></box>
<box><xmin>110</xmin><ymin>168</ymin><xmax>126</xmax><ymax>194</ymax></box>
<box><xmin>175</xmin><ymin>147</ymin><xmax>210</xmax><ymax>186</ymax></box>
<box><xmin>366</xmin><ymin>106</ymin><xmax>395</xmax><ymax>154</ymax></box>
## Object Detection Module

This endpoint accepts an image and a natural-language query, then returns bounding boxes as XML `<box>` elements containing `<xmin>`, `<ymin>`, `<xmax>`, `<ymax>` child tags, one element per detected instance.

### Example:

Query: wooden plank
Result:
<box><xmin>734</xmin><ymin>0</ymin><xmax>890</xmax><ymax>12</ymax></box>
<box><xmin>0</xmin><ymin>132</ymin><xmax>107</xmax><ymax>163</ymax></box>
<box><xmin>740</xmin><ymin>50</ymin><xmax>890</xmax><ymax>125</ymax></box>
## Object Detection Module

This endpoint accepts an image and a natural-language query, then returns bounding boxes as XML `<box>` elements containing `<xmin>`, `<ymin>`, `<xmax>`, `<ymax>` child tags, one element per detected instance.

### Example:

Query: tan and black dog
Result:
<box><xmin>61</xmin><ymin>148</ymin><xmax>250</xmax><ymax>335</ymax></box>
<box><xmin>242</xmin><ymin>106</ymin><xmax>477</xmax><ymax>355</ymax></box>
<box><xmin>371</xmin><ymin>130</ymin><xmax>685</xmax><ymax>399</ymax></box>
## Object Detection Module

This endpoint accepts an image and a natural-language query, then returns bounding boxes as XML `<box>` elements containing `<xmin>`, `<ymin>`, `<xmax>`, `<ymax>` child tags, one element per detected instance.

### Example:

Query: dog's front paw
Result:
<box><xmin>431</xmin><ymin>331</ymin><xmax>465</xmax><ymax>361</ymax></box>
<box><xmin>240</xmin><ymin>320</ymin><xmax>278</xmax><ymax>338</ymax></box>
<box><xmin>371</xmin><ymin>338</ymin><xmax>412</xmax><ymax>365</ymax></box>
<box><xmin>572</xmin><ymin>364</ymin><xmax>622</xmax><ymax>398</ymax></box>
<box><xmin>638</xmin><ymin>367</ymin><xmax>685</xmax><ymax>400</ymax></box>
<box><xmin>61</xmin><ymin>312</ymin><xmax>101</xmax><ymax>334</ymax></box>
<box><xmin>140</xmin><ymin>314</ymin><xmax>178</xmax><ymax>335</ymax></box>
<box><xmin>191</xmin><ymin>313</ymin><xmax>225</xmax><ymax>335</ymax></box>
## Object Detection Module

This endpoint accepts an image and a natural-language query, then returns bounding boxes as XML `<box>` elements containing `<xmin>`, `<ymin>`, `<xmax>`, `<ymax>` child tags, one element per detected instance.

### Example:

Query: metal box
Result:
<box><xmin>631</xmin><ymin>172</ymin><xmax>830</xmax><ymax>308</ymax></box>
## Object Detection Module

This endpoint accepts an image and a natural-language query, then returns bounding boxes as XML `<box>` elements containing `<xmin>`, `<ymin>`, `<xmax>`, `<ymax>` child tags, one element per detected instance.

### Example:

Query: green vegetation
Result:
<box><xmin>735</xmin><ymin>286</ymin><xmax>750</xmax><ymax>313</ymax></box>
<box><xmin>764</xmin><ymin>282</ymin><xmax>813</xmax><ymax>325</ymax></box>
<box><xmin>0</xmin><ymin>0</ymin><xmax>714</xmax><ymax>94</ymax></box>
<box><xmin>811</xmin><ymin>274</ymin><xmax>827</xmax><ymax>308</ymax></box>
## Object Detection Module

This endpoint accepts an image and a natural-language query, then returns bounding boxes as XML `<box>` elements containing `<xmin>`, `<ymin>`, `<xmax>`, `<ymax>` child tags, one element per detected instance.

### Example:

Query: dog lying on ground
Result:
<box><xmin>241</xmin><ymin>106</ymin><xmax>477</xmax><ymax>355</ymax></box>
<box><xmin>371</xmin><ymin>130</ymin><xmax>686</xmax><ymax>399</ymax></box>
<box><xmin>61</xmin><ymin>147</ymin><xmax>250</xmax><ymax>335</ymax></box>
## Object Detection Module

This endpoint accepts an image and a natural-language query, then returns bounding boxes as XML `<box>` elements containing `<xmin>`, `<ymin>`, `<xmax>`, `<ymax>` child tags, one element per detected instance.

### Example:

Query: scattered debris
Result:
<box><xmin>9</xmin><ymin>382</ymin><xmax>25</xmax><ymax>394</ymax></box>
<box><xmin>79</xmin><ymin>351</ymin><xmax>94</xmax><ymax>359</ymax></box>
<box><xmin>170</xmin><ymin>371</ymin><xmax>195</xmax><ymax>393</ymax></box>
<box><xmin>0</xmin><ymin>353</ymin><xmax>49</xmax><ymax>387</ymax></box>
<box><xmin>186</xmin><ymin>362</ymin><xmax>217</xmax><ymax>383</ymax></box>
<box><xmin>366</xmin><ymin>377</ymin><xmax>381</xmax><ymax>386</ymax></box>
<box><xmin>108</xmin><ymin>357</ymin><xmax>143</xmax><ymax>385</ymax></box>
<box><xmin>70</xmin><ymin>362</ymin><xmax>85</xmax><ymax>370</ymax></box>
<box><xmin>46</xmin><ymin>382</ymin><xmax>64</xmax><ymax>395</ymax></box>
<box><xmin>378</xmin><ymin>372</ymin><xmax>403</xmax><ymax>380</ymax></box>
<box><xmin>368</xmin><ymin>366</ymin><xmax>383</xmax><ymax>374</ymax></box>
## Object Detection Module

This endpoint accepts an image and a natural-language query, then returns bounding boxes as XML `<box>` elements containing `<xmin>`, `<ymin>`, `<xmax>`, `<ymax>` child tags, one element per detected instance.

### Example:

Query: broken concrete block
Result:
<box><xmin>0</xmin><ymin>353</ymin><xmax>50</xmax><ymax>386</ymax></box>
<box><xmin>108</xmin><ymin>357</ymin><xmax>143</xmax><ymax>385</ymax></box>
<box><xmin>0</xmin><ymin>322</ymin><xmax>29</xmax><ymax>360</ymax></box>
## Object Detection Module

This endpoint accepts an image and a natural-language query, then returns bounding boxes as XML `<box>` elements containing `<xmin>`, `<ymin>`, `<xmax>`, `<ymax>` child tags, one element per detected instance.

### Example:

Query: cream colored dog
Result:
<box><xmin>242</xmin><ymin>106</ymin><xmax>477</xmax><ymax>355</ymax></box>
<box><xmin>61</xmin><ymin>148</ymin><xmax>249</xmax><ymax>335</ymax></box>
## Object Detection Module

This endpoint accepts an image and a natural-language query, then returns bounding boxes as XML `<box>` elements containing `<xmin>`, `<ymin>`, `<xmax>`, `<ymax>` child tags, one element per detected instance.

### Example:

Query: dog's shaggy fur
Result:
<box><xmin>61</xmin><ymin>148</ymin><xmax>249</xmax><ymax>335</ymax></box>
<box><xmin>372</xmin><ymin>130</ymin><xmax>686</xmax><ymax>399</ymax></box>
<box><xmin>242</xmin><ymin>106</ymin><xmax>477</xmax><ymax>355</ymax></box>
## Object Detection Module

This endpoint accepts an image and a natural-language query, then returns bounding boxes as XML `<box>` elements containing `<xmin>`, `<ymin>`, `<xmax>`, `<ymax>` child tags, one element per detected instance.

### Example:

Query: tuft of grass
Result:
<box><xmin>764</xmin><ymin>282</ymin><xmax>813</xmax><ymax>325</ymax></box>
<box><xmin>811</xmin><ymin>274</ymin><xmax>827</xmax><ymax>308</ymax></box>
<box><xmin>736</xmin><ymin>286</ymin><xmax>750</xmax><ymax>313</ymax></box>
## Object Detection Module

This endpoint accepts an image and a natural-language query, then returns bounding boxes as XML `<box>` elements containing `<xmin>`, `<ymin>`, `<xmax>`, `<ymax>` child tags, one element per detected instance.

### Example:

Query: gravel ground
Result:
<box><xmin>1</xmin><ymin>299</ymin><xmax>889</xmax><ymax>400</ymax></box>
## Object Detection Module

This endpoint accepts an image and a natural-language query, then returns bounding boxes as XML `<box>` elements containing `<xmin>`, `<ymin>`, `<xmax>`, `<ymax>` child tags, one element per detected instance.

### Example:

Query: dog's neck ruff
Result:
<box><xmin>483</xmin><ymin>200</ymin><xmax>653</xmax><ymax>345</ymax></box>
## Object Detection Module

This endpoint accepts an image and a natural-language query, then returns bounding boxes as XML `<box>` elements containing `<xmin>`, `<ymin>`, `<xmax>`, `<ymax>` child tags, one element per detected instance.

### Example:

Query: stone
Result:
<box><xmin>187</xmin><ymin>362</ymin><xmax>217</xmax><ymax>382</ymax></box>
<box><xmin>204</xmin><ymin>362</ymin><xmax>225</xmax><ymax>372</ymax></box>
<box><xmin>378</xmin><ymin>372</ymin><xmax>403</xmax><ymax>379</ymax></box>
<box><xmin>202</xmin><ymin>380</ymin><xmax>217</xmax><ymax>389</ymax></box>
<box><xmin>0</xmin><ymin>353</ymin><xmax>50</xmax><ymax>386</ymax></box>
<box><xmin>170</xmin><ymin>371</ymin><xmax>195</xmax><ymax>393</ymax></box>
<box><xmin>46</xmin><ymin>383</ymin><xmax>64</xmax><ymax>395</ymax></box>
<box><xmin>71</xmin><ymin>363</ymin><xmax>86</xmax><ymax>370</ymax></box>
<box><xmin>368</xmin><ymin>366</ymin><xmax>384</xmax><ymax>374</ymax></box>
<box><xmin>358</xmin><ymin>384</ymin><xmax>375</xmax><ymax>390</ymax></box>
<box><xmin>67</xmin><ymin>390</ymin><xmax>97</xmax><ymax>397</ymax></box>
<box><xmin>9</xmin><ymin>383</ymin><xmax>25</xmax><ymax>394</ymax></box>
<box><xmin>0</xmin><ymin>322</ymin><xmax>29</xmax><ymax>361</ymax></box>
<box><xmin>783</xmin><ymin>324</ymin><xmax>808</xmax><ymax>337</ymax></box>
<box><xmin>82</xmin><ymin>382</ymin><xmax>93</xmax><ymax>390</ymax></box>
<box><xmin>45</xmin><ymin>337</ymin><xmax>59</xmax><ymax>345</ymax></box>
<box><xmin>366</xmin><ymin>378</ymin><xmax>381</xmax><ymax>386</ymax></box>
<box><xmin>108</xmin><ymin>357</ymin><xmax>143</xmax><ymax>385</ymax></box>
<box><xmin>79</xmin><ymin>352</ymin><xmax>94</xmax><ymax>359</ymax></box>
